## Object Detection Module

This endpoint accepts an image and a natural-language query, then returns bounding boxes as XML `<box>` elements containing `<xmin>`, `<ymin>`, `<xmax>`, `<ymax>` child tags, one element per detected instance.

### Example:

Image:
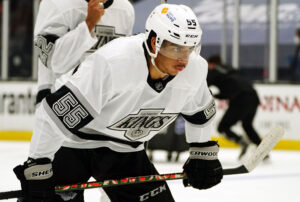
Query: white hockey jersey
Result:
<box><xmin>34</xmin><ymin>0</ymin><xmax>134</xmax><ymax>103</ymax></box>
<box><xmin>29</xmin><ymin>34</ymin><xmax>216</xmax><ymax>160</ymax></box>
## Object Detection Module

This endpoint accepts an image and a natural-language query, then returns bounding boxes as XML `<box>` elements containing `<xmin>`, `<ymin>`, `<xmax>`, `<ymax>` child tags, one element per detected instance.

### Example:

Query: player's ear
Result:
<box><xmin>150</xmin><ymin>37</ymin><xmax>156</xmax><ymax>54</ymax></box>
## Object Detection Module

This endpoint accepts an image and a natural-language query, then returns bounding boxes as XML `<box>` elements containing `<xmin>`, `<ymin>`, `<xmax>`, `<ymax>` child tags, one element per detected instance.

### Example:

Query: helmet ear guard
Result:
<box><xmin>144</xmin><ymin>30</ymin><xmax>161</xmax><ymax>59</ymax></box>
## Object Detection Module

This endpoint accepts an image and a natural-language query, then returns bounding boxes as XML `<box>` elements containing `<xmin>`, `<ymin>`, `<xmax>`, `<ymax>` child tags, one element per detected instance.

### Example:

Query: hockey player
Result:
<box><xmin>14</xmin><ymin>4</ymin><xmax>223</xmax><ymax>202</ymax></box>
<box><xmin>206</xmin><ymin>54</ymin><xmax>263</xmax><ymax>160</ymax></box>
<box><xmin>34</xmin><ymin>0</ymin><xmax>135</xmax><ymax>104</ymax></box>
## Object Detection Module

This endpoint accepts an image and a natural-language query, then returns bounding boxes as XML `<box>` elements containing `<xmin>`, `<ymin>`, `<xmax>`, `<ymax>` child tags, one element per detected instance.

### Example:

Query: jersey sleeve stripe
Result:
<box><xmin>181</xmin><ymin>99</ymin><xmax>216</xmax><ymax>125</ymax></box>
<box><xmin>65</xmin><ymin>81</ymin><xmax>98</xmax><ymax>117</ymax></box>
<box><xmin>45</xmin><ymin>84</ymin><xmax>94</xmax><ymax>133</ymax></box>
<box><xmin>35</xmin><ymin>34</ymin><xmax>59</xmax><ymax>68</ymax></box>
<box><xmin>36</xmin><ymin>88</ymin><xmax>51</xmax><ymax>105</ymax></box>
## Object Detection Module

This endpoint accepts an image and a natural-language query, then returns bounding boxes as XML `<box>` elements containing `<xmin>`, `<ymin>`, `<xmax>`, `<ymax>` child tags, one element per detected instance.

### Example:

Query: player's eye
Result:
<box><xmin>172</xmin><ymin>47</ymin><xmax>181</xmax><ymax>52</ymax></box>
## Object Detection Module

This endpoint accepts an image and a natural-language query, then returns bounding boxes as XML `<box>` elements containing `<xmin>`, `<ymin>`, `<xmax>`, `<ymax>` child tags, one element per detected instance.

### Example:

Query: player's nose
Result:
<box><xmin>176</xmin><ymin>59</ymin><xmax>188</xmax><ymax>66</ymax></box>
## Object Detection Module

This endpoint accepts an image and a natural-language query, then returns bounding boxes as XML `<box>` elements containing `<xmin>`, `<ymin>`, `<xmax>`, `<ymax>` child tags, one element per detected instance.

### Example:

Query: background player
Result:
<box><xmin>207</xmin><ymin>54</ymin><xmax>263</xmax><ymax>160</ymax></box>
<box><xmin>33</xmin><ymin>0</ymin><xmax>134</xmax><ymax>201</ymax></box>
<box><xmin>34</xmin><ymin>0</ymin><xmax>135</xmax><ymax>104</ymax></box>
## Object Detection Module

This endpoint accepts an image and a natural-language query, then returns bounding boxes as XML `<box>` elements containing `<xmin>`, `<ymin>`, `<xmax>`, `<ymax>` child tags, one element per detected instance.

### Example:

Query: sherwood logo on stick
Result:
<box><xmin>108</xmin><ymin>109</ymin><xmax>178</xmax><ymax>141</ymax></box>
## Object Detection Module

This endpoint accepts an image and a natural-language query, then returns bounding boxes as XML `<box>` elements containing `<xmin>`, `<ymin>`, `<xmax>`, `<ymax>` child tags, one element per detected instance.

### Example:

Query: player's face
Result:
<box><xmin>155</xmin><ymin>52</ymin><xmax>189</xmax><ymax>76</ymax></box>
<box><xmin>155</xmin><ymin>41</ymin><xmax>193</xmax><ymax>75</ymax></box>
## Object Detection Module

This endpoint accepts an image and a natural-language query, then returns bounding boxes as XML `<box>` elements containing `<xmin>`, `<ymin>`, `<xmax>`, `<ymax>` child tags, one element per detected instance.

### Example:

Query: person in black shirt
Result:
<box><xmin>206</xmin><ymin>55</ymin><xmax>263</xmax><ymax>160</ymax></box>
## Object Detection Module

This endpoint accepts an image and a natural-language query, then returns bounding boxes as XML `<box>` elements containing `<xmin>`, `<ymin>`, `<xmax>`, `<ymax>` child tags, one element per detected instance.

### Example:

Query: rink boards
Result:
<box><xmin>0</xmin><ymin>82</ymin><xmax>299</xmax><ymax>150</ymax></box>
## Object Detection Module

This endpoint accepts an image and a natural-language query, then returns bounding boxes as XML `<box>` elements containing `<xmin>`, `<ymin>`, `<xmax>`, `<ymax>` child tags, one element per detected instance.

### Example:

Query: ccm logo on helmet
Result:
<box><xmin>186</xmin><ymin>34</ymin><xmax>198</xmax><ymax>38</ymax></box>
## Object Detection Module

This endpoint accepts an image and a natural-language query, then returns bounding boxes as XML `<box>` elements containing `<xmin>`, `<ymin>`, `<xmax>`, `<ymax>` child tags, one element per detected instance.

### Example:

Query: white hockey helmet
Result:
<box><xmin>145</xmin><ymin>4</ymin><xmax>202</xmax><ymax>59</ymax></box>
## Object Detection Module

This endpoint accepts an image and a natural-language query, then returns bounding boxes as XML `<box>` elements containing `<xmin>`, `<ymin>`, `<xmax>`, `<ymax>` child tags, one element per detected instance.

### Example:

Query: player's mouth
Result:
<box><xmin>175</xmin><ymin>65</ymin><xmax>185</xmax><ymax>72</ymax></box>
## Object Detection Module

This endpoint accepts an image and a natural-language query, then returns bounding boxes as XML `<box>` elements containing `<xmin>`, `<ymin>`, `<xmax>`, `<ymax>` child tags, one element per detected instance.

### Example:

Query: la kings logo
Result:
<box><xmin>108</xmin><ymin>109</ymin><xmax>178</xmax><ymax>141</ymax></box>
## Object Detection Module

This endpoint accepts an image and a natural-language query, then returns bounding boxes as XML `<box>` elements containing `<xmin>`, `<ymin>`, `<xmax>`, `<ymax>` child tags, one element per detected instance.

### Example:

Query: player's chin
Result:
<box><xmin>169</xmin><ymin>70</ymin><xmax>179</xmax><ymax>76</ymax></box>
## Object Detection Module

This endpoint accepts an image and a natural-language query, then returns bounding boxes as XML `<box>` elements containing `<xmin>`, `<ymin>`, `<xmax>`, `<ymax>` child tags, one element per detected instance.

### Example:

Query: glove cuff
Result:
<box><xmin>189</xmin><ymin>141</ymin><xmax>219</xmax><ymax>160</ymax></box>
<box><xmin>23</xmin><ymin>158</ymin><xmax>53</xmax><ymax>180</ymax></box>
<box><xmin>189</xmin><ymin>141</ymin><xmax>219</xmax><ymax>147</ymax></box>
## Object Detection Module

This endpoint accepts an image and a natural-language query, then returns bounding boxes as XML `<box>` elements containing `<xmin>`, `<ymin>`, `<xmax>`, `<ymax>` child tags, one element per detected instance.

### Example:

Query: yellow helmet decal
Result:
<box><xmin>161</xmin><ymin>8</ymin><xmax>168</xmax><ymax>14</ymax></box>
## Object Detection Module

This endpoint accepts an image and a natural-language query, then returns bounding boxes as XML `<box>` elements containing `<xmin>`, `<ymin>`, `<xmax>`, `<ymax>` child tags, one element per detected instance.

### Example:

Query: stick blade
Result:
<box><xmin>243</xmin><ymin>125</ymin><xmax>284</xmax><ymax>172</ymax></box>
<box><xmin>0</xmin><ymin>190</ymin><xmax>22</xmax><ymax>200</ymax></box>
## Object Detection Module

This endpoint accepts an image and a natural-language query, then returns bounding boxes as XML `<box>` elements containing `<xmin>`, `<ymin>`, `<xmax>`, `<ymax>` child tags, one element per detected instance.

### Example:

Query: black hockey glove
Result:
<box><xmin>13</xmin><ymin>158</ymin><xmax>54</xmax><ymax>202</ymax></box>
<box><xmin>183</xmin><ymin>141</ymin><xmax>223</xmax><ymax>190</ymax></box>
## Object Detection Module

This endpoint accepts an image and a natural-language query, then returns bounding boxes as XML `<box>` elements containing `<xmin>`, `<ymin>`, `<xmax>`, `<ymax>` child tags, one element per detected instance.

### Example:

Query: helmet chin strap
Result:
<box><xmin>151</xmin><ymin>56</ymin><xmax>168</xmax><ymax>77</ymax></box>
<box><xmin>144</xmin><ymin>41</ymin><xmax>168</xmax><ymax>77</ymax></box>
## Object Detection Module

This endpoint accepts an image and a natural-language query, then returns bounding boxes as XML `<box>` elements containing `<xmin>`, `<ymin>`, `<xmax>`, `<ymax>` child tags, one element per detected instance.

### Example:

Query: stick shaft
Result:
<box><xmin>0</xmin><ymin>169</ymin><xmax>245</xmax><ymax>200</ymax></box>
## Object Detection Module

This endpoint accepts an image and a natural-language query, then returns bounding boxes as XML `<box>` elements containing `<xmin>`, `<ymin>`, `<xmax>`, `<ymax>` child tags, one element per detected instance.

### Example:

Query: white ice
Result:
<box><xmin>0</xmin><ymin>141</ymin><xmax>299</xmax><ymax>202</ymax></box>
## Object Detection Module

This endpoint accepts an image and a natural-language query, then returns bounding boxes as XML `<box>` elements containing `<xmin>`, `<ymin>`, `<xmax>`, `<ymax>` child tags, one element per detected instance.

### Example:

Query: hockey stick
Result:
<box><xmin>222</xmin><ymin>125</ymin><xmax>284</xmax><ymax>175</ymax></box>
<box><xmin>0</xmin><ymin>126</ymin><xmax>283</xmax><ymax>200</ymax></box>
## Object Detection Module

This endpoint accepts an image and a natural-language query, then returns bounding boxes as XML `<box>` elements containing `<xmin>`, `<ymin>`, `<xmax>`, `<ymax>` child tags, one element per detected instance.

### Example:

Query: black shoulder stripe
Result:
<box><xmin>181</xmin><ymin>100</ymin><xmax>216</xmax><ymax>125</ymax></box>
<box><xmin>35</xmin><ymin>34</ymin><xmax>59</xmax><ymax>68</ymax></box>
<box><xmin>46</xmin><ymin>85</ymin><xmax>93</xmax><ymax>133</ymax></box>
<box><xmin>36</xmin><ymin>88</ymin><xmax>51</xmax><ymax>105</ymax></box>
